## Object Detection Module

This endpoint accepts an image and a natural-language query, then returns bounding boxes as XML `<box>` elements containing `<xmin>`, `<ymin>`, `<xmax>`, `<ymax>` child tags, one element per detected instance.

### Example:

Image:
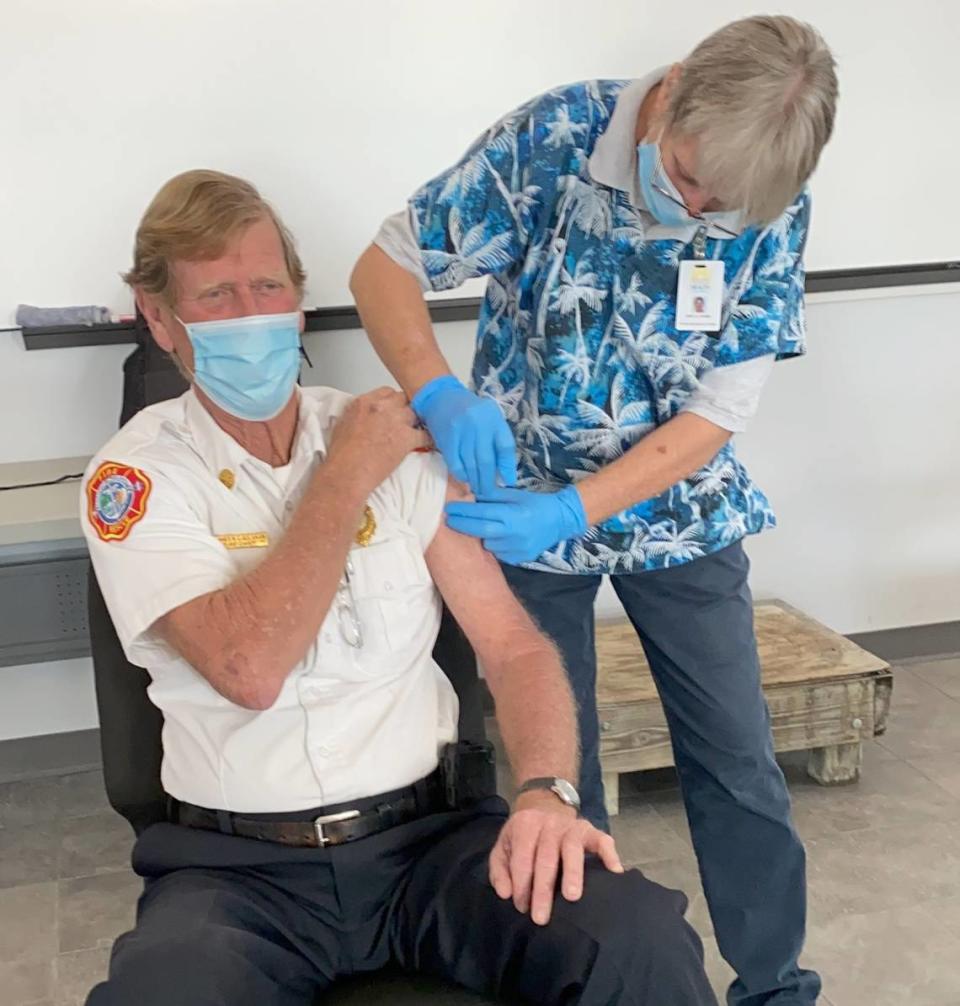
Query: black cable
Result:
<box><xmin>0</xmin><ymin>472</ymin><xmax>84</xmax><ymax>492</ymax></box>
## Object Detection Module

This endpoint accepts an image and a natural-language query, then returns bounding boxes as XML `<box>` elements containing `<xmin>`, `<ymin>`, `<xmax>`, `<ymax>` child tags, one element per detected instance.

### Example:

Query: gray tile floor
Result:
<box><xmin>2</xmin><ymin>657</ymin><xmax>959</xmax><ymax>1005</ymax></box>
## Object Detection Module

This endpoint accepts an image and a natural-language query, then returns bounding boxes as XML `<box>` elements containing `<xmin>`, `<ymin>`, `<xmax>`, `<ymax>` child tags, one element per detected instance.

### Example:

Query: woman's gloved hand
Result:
<box><xmin>444</xmin><ymin>485</ymin><xmax>588</xmax><ymax>565</ymax></box>
<box><xmin>411</xmin><ymin>376</ymin><xmax>517</xmax><ymax>496</ymax></box>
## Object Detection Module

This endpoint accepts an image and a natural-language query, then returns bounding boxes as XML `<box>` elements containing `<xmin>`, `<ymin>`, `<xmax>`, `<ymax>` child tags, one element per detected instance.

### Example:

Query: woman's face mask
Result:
<box><xmin>636</xmin><ymin>137</ymin><xmax>695</xmax><ymax>227</ymax></box>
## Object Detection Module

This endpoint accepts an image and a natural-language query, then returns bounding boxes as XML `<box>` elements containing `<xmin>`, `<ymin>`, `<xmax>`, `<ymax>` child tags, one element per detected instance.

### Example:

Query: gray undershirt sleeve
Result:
<box><xmin>681</xmin><ymin>354</ymin><xmax>776</xmax><ymax>433</ymax></box>
<box><xmin>373</xmin><ymin>208</ymin><xmax>431</xmax><ymax>292</ymax></box>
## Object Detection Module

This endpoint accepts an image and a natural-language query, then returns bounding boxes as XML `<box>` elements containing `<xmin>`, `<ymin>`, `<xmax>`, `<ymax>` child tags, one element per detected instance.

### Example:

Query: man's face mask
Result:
<box><xmin>176</xmin><ymin>312</ymin><xmax>302</xmax><ymax>422</ymax></box>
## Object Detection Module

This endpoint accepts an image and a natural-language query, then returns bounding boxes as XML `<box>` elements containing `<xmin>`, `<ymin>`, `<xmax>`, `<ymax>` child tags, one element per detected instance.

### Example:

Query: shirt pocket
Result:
<box><xmin>342</xmin><ymin>535</ymin><xmax>435</xmax><ymax>676</ymax></box>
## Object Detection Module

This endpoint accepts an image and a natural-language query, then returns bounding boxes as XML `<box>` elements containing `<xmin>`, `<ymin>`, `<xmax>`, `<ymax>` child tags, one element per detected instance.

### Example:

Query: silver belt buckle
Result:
<box><xmin>313</xmin><ymin>809</ymin><xmax>361</xmax><ymax>847</ymax></box>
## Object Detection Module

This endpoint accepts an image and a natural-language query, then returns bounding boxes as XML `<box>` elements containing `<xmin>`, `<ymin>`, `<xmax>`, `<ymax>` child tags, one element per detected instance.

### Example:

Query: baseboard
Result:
<box><xmin>0</xmin><ymin>728</ymin><xmax>101</xmax><ymax>784</ymax></box>
<box><xmin>846</xmin><ymin>620</ymin><xmax>960</xmax><ymax>664</ymax></box>
<box><xmin>0</xmin><ymin>622</ymin><xmax>955</xmax><ymax>783</ymax></box>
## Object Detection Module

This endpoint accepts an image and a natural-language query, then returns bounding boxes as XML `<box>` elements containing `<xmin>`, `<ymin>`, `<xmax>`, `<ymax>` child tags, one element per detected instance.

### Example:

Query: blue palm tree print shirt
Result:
<box><xmin>407</xmin><ymin>78</ymin><xmax>810</xmax><ymax>574</ymax></box>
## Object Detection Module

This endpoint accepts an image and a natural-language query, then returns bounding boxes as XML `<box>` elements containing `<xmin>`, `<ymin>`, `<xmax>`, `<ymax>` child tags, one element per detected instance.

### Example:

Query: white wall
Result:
<box><xmin>2</xmin><ymin>0</ymin><xmax>959</xmax><ymax>326</ymax></box>
<box><xmin>1</xmin><ymin>289</ymin><xmax>958</xmax><ymax>738</ymax></box>
<box><xmin>297</xmin><ymin>291</ymin><xmax>960</xmax><ymax>634</ymax></box>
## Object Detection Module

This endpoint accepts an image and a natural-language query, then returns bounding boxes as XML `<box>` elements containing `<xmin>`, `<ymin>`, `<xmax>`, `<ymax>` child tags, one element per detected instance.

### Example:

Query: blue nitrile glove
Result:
<box><xmin>445</xmin><ymin>485</ymin><xmax>588</xmax><ymax>565</ymax></box>
<box><xmin>411</xmin><ymin>375</ymin><xmax>517</xmax><ymax>496</ymax></box>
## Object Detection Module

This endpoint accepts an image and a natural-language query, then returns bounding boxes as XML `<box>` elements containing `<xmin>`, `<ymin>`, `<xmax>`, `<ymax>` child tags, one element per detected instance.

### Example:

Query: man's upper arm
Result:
<box><xmin>425</xmin><ymin>479</ymin><xmax>545</xmax><ymax>680</ymax></box>
<box><xmin>81</xmin><ymin>457</ymin><xmax>235</xmax><ymax>666</ymax></box>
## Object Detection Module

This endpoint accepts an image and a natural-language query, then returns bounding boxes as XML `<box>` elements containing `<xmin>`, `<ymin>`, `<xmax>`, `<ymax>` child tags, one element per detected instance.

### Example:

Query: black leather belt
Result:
<box><xmin>170</xmin><ymin>771</ymin><xmax>446</xmax><ymax>848</ymax></box>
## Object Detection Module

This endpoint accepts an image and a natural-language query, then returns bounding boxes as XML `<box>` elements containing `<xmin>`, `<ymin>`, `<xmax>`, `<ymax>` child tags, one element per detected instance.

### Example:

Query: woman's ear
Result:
<box><xmin>655</xmin><ymin>62</ymin><xmax>684</xmax><ymax>124</ymax></box>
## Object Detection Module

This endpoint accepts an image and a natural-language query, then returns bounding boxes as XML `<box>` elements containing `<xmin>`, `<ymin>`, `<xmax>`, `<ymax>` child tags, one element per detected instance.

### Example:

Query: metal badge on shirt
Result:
<box><xmin>676</xmin><ymin>260</ymin><xmax>724</xmax><ymax>333</ymax></box>
<box><xmin>355</xmin><ymin>505</ymin><xmax>376</xmax><ymax>547</ymax></box>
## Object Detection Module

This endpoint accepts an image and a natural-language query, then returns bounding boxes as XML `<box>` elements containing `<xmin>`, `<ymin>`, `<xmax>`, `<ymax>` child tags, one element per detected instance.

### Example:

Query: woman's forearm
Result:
<box><xmin>576</xmin><ymin>413</ymin><xmax>732</xmax><ymax>525</ymax></box>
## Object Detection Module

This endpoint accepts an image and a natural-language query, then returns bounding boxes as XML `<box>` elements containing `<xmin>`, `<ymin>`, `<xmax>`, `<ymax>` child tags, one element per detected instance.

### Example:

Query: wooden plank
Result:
<box><xmin>598</xmin><ymin>678</ymin><xmax>877</xmax><ymax>775</ymax></box>
<box><xmin>596</xmin><ymin>600</ymin><xmax>890</xmax><ymax>706</ymax></box>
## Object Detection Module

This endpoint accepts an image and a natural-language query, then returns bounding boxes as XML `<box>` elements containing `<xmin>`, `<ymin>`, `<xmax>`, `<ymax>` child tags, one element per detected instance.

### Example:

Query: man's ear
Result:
<box><xmin>135</xmin><ymin>288</ymin><xmax>177</xmax><ymax>353</ymax></box>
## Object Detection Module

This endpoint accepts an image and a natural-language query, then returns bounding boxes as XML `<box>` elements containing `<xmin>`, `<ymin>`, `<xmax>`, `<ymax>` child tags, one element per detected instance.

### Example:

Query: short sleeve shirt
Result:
<box><xmin>81</xmin><ymin>387</ymin><xmax>457</xmax><ymax>812</ymax></box>
<box><xmin>402</xmin><ymin>70</ymin><xmax>811</xmax><ymax>574</ymax></box>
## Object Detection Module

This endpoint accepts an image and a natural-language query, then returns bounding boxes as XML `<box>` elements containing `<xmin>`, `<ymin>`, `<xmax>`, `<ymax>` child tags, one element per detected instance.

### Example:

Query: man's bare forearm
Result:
<box><xmin>577</xmin><ymin>412</ymin><xmax>732</xmax><ymax>525</ymax></box>
<box><xmin>159</xmin><ymin>458</ymin><xmax>366</xmax><ymax>708</ymax></box>
<box><xmin>350</xmin><ymin>244</ymin><xmax>448</xmax><ymax>397</ymax></box>
<box><xmin>486</xmin><ymin>635</ymin><xmax>579</xmax><ymax>789</ymax></box>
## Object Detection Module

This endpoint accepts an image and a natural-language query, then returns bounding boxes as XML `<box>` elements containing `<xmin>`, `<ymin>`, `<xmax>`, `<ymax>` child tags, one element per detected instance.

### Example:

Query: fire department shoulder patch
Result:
<box><xmin>86</xmin><ymin>461</ymin><xmax>152</xmax><ymax>542</ymax></box>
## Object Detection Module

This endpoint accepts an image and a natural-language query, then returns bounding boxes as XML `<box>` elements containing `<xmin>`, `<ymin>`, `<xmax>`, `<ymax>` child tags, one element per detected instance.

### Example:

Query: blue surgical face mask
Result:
<box><xmin>176</xmin><ymin>311</ymin><xmax>302</xmax><ymax>421</ymax></box>
<box><xmin>637</xmin><ymin>138</ymin><xmax>693</xmax><ymax>228</ymax></box>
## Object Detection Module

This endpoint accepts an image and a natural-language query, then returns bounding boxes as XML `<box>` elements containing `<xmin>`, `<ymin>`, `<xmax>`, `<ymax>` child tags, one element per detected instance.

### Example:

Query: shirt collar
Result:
<box><xmin>587</xmin><ymin>67</ymin><xmax>744</xmax><ymax>242</ymax></box>
<box><xmin>184</xmin><ymin>388</ymin><xmax>328</xmax><ymax>485</ymax></box>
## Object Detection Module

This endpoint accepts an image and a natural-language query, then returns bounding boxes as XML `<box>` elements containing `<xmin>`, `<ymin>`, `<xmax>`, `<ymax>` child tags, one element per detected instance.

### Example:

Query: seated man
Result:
<box><xmin>81</xmin><ymin>169</ymin><xmax>715</xmax><ymax>1006</ymax></box>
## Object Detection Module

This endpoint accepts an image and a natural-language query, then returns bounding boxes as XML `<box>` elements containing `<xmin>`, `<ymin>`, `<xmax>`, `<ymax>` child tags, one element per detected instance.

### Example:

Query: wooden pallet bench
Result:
<box><xmin>596</xmin><ymin>600</ymin><xmax>893</xmax><ymax>816</ymax></box>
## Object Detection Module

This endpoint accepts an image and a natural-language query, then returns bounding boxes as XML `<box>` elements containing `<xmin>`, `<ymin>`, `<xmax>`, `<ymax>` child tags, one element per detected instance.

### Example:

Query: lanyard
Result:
<box><xmin>692</xmin><ymin>225</ymin><xmax>708</xmax><ymax>261</ymax></box>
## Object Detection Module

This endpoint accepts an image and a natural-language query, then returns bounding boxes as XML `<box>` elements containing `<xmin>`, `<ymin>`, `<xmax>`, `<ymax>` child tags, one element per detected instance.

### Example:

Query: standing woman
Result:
<box><xmin>351</xmin><ymin>16</ymin><xmax>837</xmax><ymax>1005</ymax></box>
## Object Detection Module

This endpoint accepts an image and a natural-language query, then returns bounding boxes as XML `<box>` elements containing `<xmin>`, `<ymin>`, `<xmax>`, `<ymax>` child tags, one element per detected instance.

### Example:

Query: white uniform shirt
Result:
<box><xmin>81</xmin><ymin>387</ymin><xmax>458</xmax><ymax>813</ymax></box>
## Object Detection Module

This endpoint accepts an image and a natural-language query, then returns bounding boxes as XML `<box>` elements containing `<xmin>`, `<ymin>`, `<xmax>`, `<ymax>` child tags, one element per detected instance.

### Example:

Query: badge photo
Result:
<box><xmin>87</xmin><ymin>461</ymin><xmax>152</xmax><ymax>542</ymax></box>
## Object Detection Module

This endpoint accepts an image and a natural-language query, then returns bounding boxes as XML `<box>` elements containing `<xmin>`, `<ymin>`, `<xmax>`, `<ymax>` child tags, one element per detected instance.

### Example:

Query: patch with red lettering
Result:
<box><xmin>86</xmin><ymin>462</ymin><xmax>152</xmax><ymax>542</ymax></box>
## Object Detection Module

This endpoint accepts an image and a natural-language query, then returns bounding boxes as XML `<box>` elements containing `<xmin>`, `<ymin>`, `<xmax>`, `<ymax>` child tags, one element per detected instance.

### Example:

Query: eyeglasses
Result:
<box><xmin>651</xmin><ymin>151</ymin><xmax>740</xmax><ymax>240</ymax></box>
<box><xmin>335</xmin><ymin>557</ymin><xmax>364</xmax><ymax>648</ymax></box>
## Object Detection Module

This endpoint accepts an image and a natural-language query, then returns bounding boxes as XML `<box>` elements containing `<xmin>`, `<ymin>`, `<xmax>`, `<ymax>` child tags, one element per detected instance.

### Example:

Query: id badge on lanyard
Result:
<box><xmin>676</xmin><ymin>226</ymin><xmax>724</xmax><ymax>334</ymax></box>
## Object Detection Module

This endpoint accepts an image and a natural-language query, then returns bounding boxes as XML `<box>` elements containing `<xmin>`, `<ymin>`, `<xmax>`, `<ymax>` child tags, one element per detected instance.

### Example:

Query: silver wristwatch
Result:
<box><xmin>517</xmin><ymin>776</ymin><xmax>581</xmax><ymax>811</ymax></box>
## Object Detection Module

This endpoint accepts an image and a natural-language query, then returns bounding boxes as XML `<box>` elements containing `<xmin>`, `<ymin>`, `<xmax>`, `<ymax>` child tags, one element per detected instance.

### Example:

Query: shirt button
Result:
<box><xmin>384</xmin><ymin>581</ymin><xmax>393</xmax><ymax>592</ymax></box>
<box><xmin>316</xmin><ymin>745</ymin><xmax>331</xmax><ymax>758</ymax></box>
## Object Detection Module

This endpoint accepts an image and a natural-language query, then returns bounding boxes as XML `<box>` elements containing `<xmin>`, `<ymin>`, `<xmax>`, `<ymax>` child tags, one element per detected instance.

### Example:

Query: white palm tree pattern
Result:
<box><xmin>409</xmin><ymin>80</ymin><xmax>812</xmax><ymax>574</ymax></box>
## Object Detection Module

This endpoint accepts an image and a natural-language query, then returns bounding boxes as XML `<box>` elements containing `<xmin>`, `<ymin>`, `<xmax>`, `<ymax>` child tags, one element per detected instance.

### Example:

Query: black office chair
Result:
<box><xmin>88</xmin><ymin>322</ymin><xmax>500</xmax><ymax>1004</ymax></box>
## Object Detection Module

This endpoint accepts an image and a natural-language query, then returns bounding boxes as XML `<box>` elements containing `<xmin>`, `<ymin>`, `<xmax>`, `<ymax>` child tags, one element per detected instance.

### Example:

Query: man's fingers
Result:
<box><xmin>506</xmin><ymin>824</ymin><xmax>539</xmax><ymax>916</ymax></box>
<box><xmin>530</xmin><ymin>834</ymin><xmax>561</xmax><ymax>925</ymax></box>
<box><xmin>585</xmin><ymin>830</ymin><xmax>624</xmax><ymax>874</ymax></box>
<box><xmin>560</xmin><ymin>832</ymin><xmax>586</xmax><ymax>902</ymax></box>
<box><xmin>409</xmin><ymin>428</ymin><xmax>433</xmax><ymax>452</ymax></box>
<box><xmin>396</xmin><ymin>404</ymin><xmax>419</xmax><ymax>426</ymax></box>
<box><xmin>489</xmin><ymin>837</ymin><xmax>513</xmax><ymax>900</ymax></box>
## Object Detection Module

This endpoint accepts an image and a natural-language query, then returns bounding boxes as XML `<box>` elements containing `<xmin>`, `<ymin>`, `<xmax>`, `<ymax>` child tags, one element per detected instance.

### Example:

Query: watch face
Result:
<box><xmin>551</xmin><ymin>778</ymin><xmax>581</xmax><ymax>810</ymax></box>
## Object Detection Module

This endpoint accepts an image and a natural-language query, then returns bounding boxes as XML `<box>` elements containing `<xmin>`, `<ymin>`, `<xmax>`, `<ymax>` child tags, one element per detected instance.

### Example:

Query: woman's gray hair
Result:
<box><xmin>666</xmin><ymin>15</ymin><xmax>838</xmax><ymax>225</ymax></box>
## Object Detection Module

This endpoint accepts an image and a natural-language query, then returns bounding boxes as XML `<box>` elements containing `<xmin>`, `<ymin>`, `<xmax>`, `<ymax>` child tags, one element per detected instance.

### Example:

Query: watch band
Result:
<box><xmin>517</xmin><ymin>776</ymin><xmax>581</xmax><ymax>810</ymax></box>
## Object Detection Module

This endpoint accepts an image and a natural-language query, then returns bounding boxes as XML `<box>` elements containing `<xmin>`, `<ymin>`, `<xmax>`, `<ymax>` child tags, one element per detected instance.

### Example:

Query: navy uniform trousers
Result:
<box><xmin>86</xmin><ymin>796</ymin><xmax>717</xmax><ymax>1006</ymax></box>
<box><xmin>501</xmin><ymin>542</ymin><xmax>821</xmax><ymax>1006</ymax></box>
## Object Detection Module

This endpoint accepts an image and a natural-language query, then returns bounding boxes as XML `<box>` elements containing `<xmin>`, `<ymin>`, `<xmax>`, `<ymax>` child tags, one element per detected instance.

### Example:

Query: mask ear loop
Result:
<box><xmin>168</xmin><ymin>313</ymin><xmax>198</xmax><ymax>383</ymax></box>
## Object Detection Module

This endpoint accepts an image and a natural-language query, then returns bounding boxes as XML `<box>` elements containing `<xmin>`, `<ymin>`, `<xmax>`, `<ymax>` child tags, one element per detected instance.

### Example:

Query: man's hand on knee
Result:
<box><xmin>489</xmin><ymin>794</ymin><xmax>624</xmax><ymax>926</ymax></box>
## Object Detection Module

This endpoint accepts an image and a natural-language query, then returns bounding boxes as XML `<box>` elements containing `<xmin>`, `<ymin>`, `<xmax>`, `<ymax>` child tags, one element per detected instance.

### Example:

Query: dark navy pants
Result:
<box><xmin>86</xmin><ymin>797</ymin><xmax>716</xmax><ymax>1006</ymax></box>
<box><xmin>501</xmin><ymin>542</ymin><xmax>820</xmax><ymax>1006</ymax></box>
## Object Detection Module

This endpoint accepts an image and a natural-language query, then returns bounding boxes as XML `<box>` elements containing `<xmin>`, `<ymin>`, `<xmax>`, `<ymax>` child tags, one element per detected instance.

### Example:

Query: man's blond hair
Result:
<box><xmin>123</xmin><ymin>169</ymin><xmax>307</xmax><ymax>302</ymax></box>
<box><xmin>666</xmin><ymin>15</ymin><xmax>838</xmax><ymax>225</ymax></box>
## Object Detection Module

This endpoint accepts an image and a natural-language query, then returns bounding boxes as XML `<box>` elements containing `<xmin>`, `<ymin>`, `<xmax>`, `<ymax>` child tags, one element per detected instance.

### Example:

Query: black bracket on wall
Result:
<box><xmin>11</xmin><ymin>261</ymin><xmax>960</xmax><ymax>351</ymax></box>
